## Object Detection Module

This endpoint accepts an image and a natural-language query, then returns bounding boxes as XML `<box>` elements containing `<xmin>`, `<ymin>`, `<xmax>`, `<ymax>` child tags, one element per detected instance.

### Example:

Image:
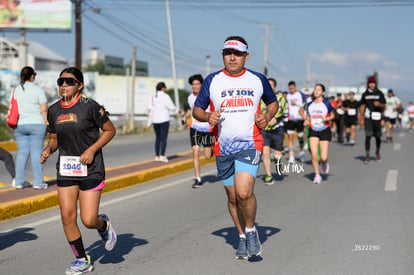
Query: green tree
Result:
<box><xmin>166</xmin><ymin>88</ymin><xmax>190</xmax><ymax>111</ymax></box>
<box><xmin>0</xmin><ymin>94</ymin><xmax>14</xmax><ymax>141</ymax></box>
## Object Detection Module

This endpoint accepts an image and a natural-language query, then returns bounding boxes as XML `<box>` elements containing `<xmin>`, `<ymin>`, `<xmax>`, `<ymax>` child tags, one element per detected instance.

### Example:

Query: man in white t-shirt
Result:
<box><xmin>193</xmin><ymin>35</ymin><xmax>277</xmax><ymax>260</ymax></box>
<box><xmin>407</xmin><ymin>101</ymin><xmax>414</xmax><ymax>132</ymax></box>
<box><xmin>182</xmin><ymin>74</ymin><xmax>213</xmax><ymax>188</ymax></box>
<box><xmin>286</xmin><ymin>81</ymin><xmax>306</xmax><ymax>163</ymax></box>
<box><xmin>384</xmin><ymin>89</ymin><xmax>402</xmax><ymax>142</ymax></box>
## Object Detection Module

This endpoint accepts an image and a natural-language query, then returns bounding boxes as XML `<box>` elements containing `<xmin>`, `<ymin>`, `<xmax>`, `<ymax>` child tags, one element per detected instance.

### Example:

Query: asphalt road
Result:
<box><xmin>0</xmin><ymin>128</ymin><xmax>413</xmax><ymax>274</ymax></box>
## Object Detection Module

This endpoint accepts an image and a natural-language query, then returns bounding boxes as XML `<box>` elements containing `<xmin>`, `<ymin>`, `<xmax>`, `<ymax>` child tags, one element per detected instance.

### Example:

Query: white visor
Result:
<box><xmin>223</xmin><ymin>40</ymin><xmax>248</xmax><ymax>52</ymax></box>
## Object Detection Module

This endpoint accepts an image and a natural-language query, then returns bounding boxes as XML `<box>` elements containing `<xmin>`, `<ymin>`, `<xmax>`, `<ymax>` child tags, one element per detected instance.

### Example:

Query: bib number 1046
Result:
<box><xmin>59</xmin><ymin>156</ymin><xmax>88</xmax><ymax>177</ymax></box>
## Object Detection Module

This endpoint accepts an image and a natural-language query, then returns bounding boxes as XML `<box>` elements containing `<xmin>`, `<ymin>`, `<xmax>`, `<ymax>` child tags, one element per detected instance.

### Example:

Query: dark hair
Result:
<box><xmin>156</xmin><ymin>82</ymin><xmax>166</xmax><ymax>91</ymax></box>
<box><xmin>224</xmin><ymin>35</ymin><xmax>248</xmax><ymax>49</ymax></box>
<box><xmin>268</xmin><ymin>78</ymin><xmax>277</xmax><ymax>87</ymax></box>
<box><xmin>59</xmin><ymin>66</ymin><xmax>84</xmax><ymax>85</ymax></box>
<box><xmin>315</xmin><ymin>83</ymin><xmax>326</xmax><ymax>92</ymax></box>
<box><xmin>288</xmin><ymin>81</ymin><xmax>296</xmax><ymax>86</ymax></box>
<box><xmin>20</xmin><ymin>66</ymin><xmax>36</xmax><ymax>90</ymax></box>
<box><xmin>188</xmin><ymin>74</ymin><xmax>203</xmax><ymax>85</ymax></box>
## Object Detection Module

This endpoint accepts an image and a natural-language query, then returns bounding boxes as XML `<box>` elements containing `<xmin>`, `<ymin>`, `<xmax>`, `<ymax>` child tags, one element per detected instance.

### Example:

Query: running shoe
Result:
<box><xmin>376</xmin><ymin>153</ymin><xmax>382</xmax><ymax>162</ymax></box>
<box><xmin>192</xmin><ymin>178</ymin><xmax>202</xmax><ymax>188</ymax></box>
<box><xmin>98</xmin><ymin>214</ymin><xmax>117</xmax><ymax>251</ymax></box>
<box><xmin>321</xmin><ymin>162</ymin><xmax>330</xmax><ymax>174</ymax></box>
<box><xmin>303</xmin><ymin>143</ymin><xmax>308</xmax><ymax>151</ymax></box>
<box><xmin>350</xmin><ymin>140</ymin><xmax>355</xmax><ymax>145</ymax></box>
<box><xmin>235</xmin><ymin>237</ymin><xmax>248</xmax><ymax>260</ymax></box>
<box><xmin>159</xmin><ymin>156</ymin><xmax>169</xmax><ymax>163</ymax></box>
<box><xmin>264</xmin><ymin>175</ymin><xmax>274</xmax><ymax>186</ymax></box>
<box><xmin>364</xmin><ymin>156</ymin><xmax>370</xmax><ymax>164</ymax></box>
<box><xmin>246</xmin><ymin>230</ymin><xmax>262</xmax><ymax>257</ymax></box>
<box><xmin>313</xmin><ymin>174</ymin><xmax>322</xmax><ymax>184</ymax></box>
<box><xmin>299</xmin><ymin>151</ymin><xmax>306</xmax><ymax>162</ymax></box>
<box><xmin>154</xmin><ymin>156</ymin><xmax>160</xmax><ymax>162</ymax></box>
<box><xmin>288</xmin><ymin>155</ymin><xmax>295</xmax><ymax>163</ymax></box>
<box><xmin>65</xmin><ymin>255</ymin><xmax>93</xmax><ymax>275</ymax></box>
<box><xmin>33</xmin><ymin>183</ymin><xmax>48</xmax><ymax>189</ymax></box>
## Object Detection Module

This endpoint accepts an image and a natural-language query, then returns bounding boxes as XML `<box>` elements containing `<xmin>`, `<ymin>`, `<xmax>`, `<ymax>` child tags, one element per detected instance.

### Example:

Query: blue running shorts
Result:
<box><xmin>216</xmin><ymin>149</ymin><xmax>262</xmax><ymax>186</ymax></box>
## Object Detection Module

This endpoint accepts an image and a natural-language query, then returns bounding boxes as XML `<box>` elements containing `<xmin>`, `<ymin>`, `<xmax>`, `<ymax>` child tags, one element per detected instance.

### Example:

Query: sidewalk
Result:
<box><xmin>0</xmin><ymin>151</ymin><xmax>215</xmax><ymax>221</ymax></box>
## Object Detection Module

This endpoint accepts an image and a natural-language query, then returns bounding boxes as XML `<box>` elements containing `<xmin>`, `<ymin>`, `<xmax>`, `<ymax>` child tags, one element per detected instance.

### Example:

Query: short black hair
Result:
<box><xmin>268</xmin><ymin>78</ymin><xmax>277</xmax><ymax>87</ymax></box>
<box><xmin>188</xmin><ymin>74</ymin><xmax>203</xmax><ymax>85</ymax></box>
<box><xmin>288</xmin><ymin>81</ymin><xmax>296</xmax><ymax>86</ymax></box>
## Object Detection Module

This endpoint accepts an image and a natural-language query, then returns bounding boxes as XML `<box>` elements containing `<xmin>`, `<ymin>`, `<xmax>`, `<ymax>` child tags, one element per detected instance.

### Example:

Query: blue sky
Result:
<box><xmin>3</xmin><ymin>1</ymin><xmax>414</xmax><ymax>103</ymax></box>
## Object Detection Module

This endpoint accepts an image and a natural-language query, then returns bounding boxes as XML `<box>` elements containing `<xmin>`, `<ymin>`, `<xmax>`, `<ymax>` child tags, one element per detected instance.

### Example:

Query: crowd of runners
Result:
<box><xmin>184</xmin><ymin>72</ymin><xmax>413</xmax><ymax>187</ymax></box>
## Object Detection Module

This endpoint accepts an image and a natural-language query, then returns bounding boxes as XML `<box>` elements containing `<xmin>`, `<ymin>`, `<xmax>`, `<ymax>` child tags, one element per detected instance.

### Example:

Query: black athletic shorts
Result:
<box><xmin>286</xmin><ymin>120</ymin><xmax>304</xmax><ymax>134</ymax></box>
<box><xmin>344</xmin><ymin>117</ymin><xmax>358</xmax><ymax>127</ymax></box>
<box><xmin>190</xmin><ymin>128</ymin><xmax>214</xmax><ymax>147</ymax></box>
<box><xmin>308</xmin><ymin>127</ymin><xmax>332</xmax><ymax>141</ymax></box>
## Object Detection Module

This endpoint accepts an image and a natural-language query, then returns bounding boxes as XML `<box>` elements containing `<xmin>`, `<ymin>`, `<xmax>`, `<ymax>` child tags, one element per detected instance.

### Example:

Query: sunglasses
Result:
<box><xmin>222</xmin><ymin>49</ymin><xmax>246</xmax><ymax>57</ymax></box>
<box><xmin>57</xmin><ymin>77</ymin><xmax>79</xmax><ymax>86</ymax></box>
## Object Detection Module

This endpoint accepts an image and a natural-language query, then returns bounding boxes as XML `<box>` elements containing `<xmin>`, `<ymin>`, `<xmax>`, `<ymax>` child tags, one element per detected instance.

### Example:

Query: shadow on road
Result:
<box><xmin>211</xmin><ymin>224</ymin><xmax>281</xmax><ymax>250</ymax></box>
<box><xmin>201</xmin><ymin>174</ymin><xmax>220</xmax><ymax>185</ymax></box>
<box><xmin>86</xmin><ymin>233</ymin><xmax>148</xmax><ymax>264</ymax></box>
<box><xmin>0</xmin><ymin>227</ymin><xmax>38</xmax><ymax>251</ymax></box>
<box><xmin>212</xmin><ymin>224</ymin><xmax>280</xmax><ymax>262</ymax></box>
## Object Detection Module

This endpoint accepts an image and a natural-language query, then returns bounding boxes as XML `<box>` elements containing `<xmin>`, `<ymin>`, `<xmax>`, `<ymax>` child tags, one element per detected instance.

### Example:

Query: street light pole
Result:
<box><xmin>75</xmin><ymin>0</ymin><xmax>82</xmax><ymax>69</ymax></box>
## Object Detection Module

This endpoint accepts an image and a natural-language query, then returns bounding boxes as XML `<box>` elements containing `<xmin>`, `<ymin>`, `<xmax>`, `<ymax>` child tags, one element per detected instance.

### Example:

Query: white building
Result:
<box><xmin>0</xmin><ymin>37</ymin><xmax>68</xmax><ymax>71</ymax></box>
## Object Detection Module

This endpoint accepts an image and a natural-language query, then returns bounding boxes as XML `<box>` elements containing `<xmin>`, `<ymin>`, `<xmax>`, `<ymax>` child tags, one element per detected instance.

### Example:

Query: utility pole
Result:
<box><xmin>165</xmin><ymin>0</ymin><xmax>180</xmax><ymax>128</ymax></box>
<box><xmin>129</xmin><ymin>45</ymin><xmax>136</xmax><ymax>132</ymax></box>
<box><xmin>206</xmin><ymin>54</ymin><xmax>211</xmax><ymax>75</ymax></box>
<box><xmin>258</xmin><ymin>23</ymin><xmax>277</xmax><ymax>77</ymax></box>
<box><xmin>75</xmin><ymin>0</ymin><xmax>82</xmax><ymax>69</ymax></box>
<box><xmin>263</xmin><ymin>24</ymin><xmax>269</xmax><ymax>76</ymax></box>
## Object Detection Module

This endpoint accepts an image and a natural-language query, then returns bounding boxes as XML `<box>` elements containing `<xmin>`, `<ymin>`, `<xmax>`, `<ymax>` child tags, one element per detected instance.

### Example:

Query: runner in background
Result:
<box><xmin>261</xmin><ymin>78</ymin><xmax>287</xmax><ymax>185</ymax></box>
<box><xmin>334</xmin><ymin>93</ymin><xmax>345</xmax><ymax>143</ymax></box>
<box><xmin>286</xmin><ymin>81</ymin><xmax>306</xmax><ymax>163</ymax></box>
<box><xmin>407</xmin><ymin>101</ymin><xmax>414</xmax><ymax>132</ymax></box>
<box><xmin>342</xmin><ymin>91</ymin><xmax>359</xmax><ymax>145</ymax></box>
<box><xmin>359</xmin><ymin>75</ymin><xmax>386</xmax><ymax>164</ymax></box>
<box><xmin>304</xmin><ymin>83</ymin><xmax>335</xmax><ymax>184</ymax></box>
<box><xmin>384</xmin><ymin>89</ymin><xmax>402</xmax><ymax>142</ymax></box>
<box><xmin>182</xmin><ymin>74</ymin><xmax>213</xmax><ymax>188</ymax></box>
<box><xmin>329</xmin><ymin>96</ymin><xmax>337</xmax><ymax>139</ymax></box>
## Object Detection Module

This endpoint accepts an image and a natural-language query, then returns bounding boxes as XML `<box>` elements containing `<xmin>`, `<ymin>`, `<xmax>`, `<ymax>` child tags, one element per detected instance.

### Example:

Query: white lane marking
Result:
<box><xmin>0</xmin><ymin>168</ymin><xmax>217</xmax><ymax>236</ymax></box>
<box><xmin>393</xmin><ymin>143</ymin><xmax>401</xmax><ymax>151</ymax></box>
<box><xmin>384</xmin><ymin>169</ymin><xmax>398</xmax><ymax>192</ymax></box>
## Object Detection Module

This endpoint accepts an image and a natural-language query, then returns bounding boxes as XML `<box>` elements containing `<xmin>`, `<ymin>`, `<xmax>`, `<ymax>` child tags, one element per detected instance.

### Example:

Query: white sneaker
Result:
<box><xmin>33</xmin><ymin>183</ymin><xmax>48</xmax><ymax>189</ymax></box>
<box><xmin>154</xmin><ymin>156</ymin><xmax>160</xmax><ymax>162</ymax></box>
<box><xmin>288</xmin><ymin>155</ymin><xmax>295</xmax><ymax>163</ymax></box>
<box><xmin>11</xmin><ymin>179</ymin><xmax>16</xmax><ymax>187</ymax></box>
<box><xmin>159</xmin><ymin>156</ymin><xmax>169</xmax><ymax>163</ymax></box>
<box><xmin>303</xmin><ymin>143</ymin><xmax>308</xmax><ymax>150</ymax></box>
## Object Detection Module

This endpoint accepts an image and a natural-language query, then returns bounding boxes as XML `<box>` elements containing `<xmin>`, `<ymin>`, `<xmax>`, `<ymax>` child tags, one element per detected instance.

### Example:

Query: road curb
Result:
<box><xmin>0</xmin><ymin>156</ymin><xmax>215</xmax><ymax>221</ymax></box>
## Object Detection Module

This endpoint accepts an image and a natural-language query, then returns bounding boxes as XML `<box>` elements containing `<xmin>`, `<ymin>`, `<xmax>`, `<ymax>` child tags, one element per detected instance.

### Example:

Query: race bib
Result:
<box><xmin>311</xmin><ymin>117</ymin><xmax>324</xmax><ymax>128</ymax></box>
<box><xmin>371</xmin><ymin>112</ymin><xmax>382</xmax><ymax>121</ymax></box>
<box><xmin>348</xmin><ymin>108</ymin><xmax>356</xmax><ymax>116</ymax></box>
<box><xmin>336</xmin><ymin>108</ymin><xmax>345</xmax><ymax>115</ymax></box>
<box><xmin>59</xmin><ymin>156</ymin><xmax>88</xmax><ymax>177</ymax></box>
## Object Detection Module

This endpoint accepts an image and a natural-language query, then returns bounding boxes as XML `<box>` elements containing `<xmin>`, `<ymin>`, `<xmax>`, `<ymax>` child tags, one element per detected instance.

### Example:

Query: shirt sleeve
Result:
<box><xmin>194</xmin><ymin>75</ymin><xmax>212</xmax><ymax>110</ymax></box>
<box><xmin>90</xmin><ymin>100</ymin><xmax>110</xmax><ymax>129</ymax></box>
<box><xmin>260</xmin><ymin>75</ymin><xmax>276</xmax><ymax>105</ymax></box>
